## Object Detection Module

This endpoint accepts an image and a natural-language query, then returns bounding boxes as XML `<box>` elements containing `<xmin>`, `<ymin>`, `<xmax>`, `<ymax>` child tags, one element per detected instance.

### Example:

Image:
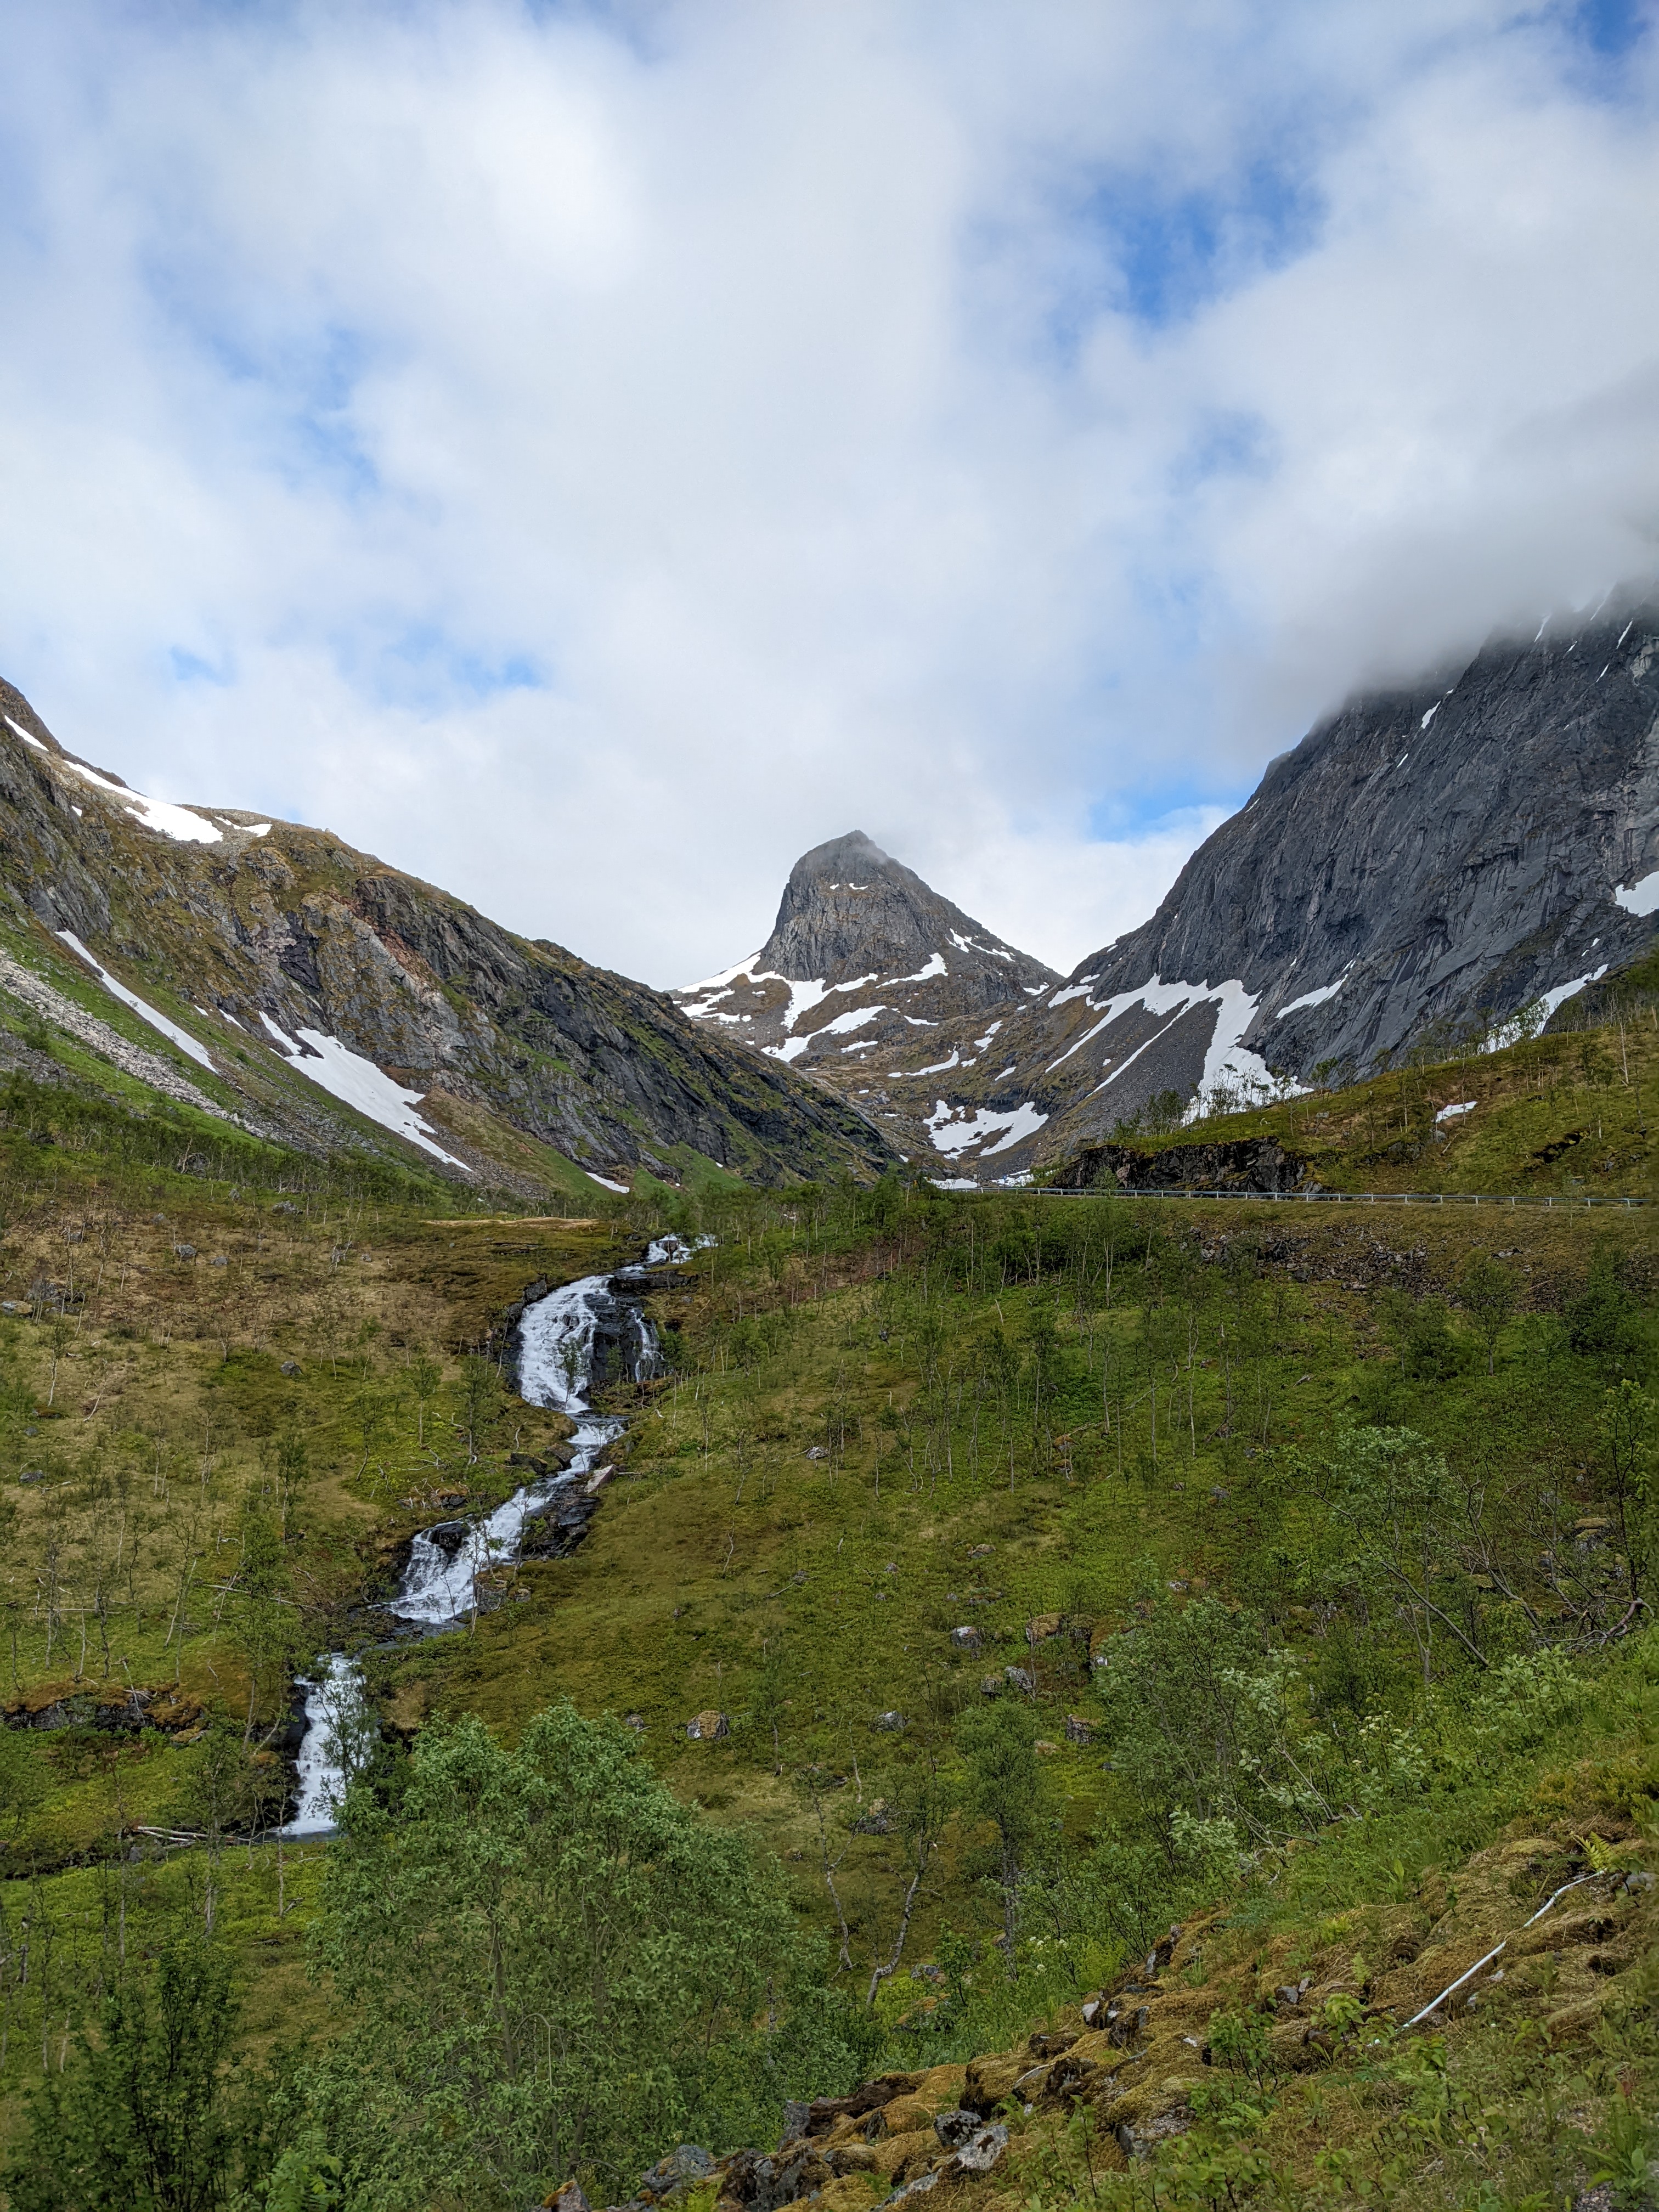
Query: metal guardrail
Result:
<box><xmin>1037</xmin><ymin>1186</ymin><xmax>1647</xmax><ymax>1208</ymax></box>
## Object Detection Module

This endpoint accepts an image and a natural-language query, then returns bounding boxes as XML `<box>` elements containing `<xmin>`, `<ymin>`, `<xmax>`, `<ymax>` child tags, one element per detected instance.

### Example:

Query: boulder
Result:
<box><xmin>872</xmin><ymin>1711</ymin><xmax>905</xmax><ymax>1731</ymax></box>
<box><xmin>1026</xmin><ymin>1613</ymin><xmax>1063</xmax><ymax>1643</ymax></box>
<box><xmin>963</xmin><ymin>2050</ymin><xmax>1041</xmax><ymax>2112</ymax></box>
<box><xmin>777</xmin><ymin>2101</ymin><xmax>811</xmax><ymax>2150</ymax></box>
<box><xmin>796</xmin><ymin>2074</ymin><xmax>922</xmax><ymax>2141</ymax></box>
<box><xmin>873</xmin><ymin>2094</ymin><xmax>933</xmax><ymax>2137</ymax></box>
<box><xmin>714</xmin><ymin>2146</ymin><xmax>825</xmax><ymax>2211</ymax></box>
<box><xmin>687</xmin><ymin>1709</ymin><xmax>729</xmax><ymax>1741</ymax></box>
<box><xmin>543</xmin><ymin>2185</ymin><xmax>589</xmax><ymax>2212</ymax></box>
<box><xmin>1100</xmin><ymin>2078</ymin><xmax>1199</xmax><ymax>2159</ymax></box>
<box><xmin>913</xmin><ymin>2064</ymin><xmax>967</xmax><ymax>2106</ymax></box>
<box><xmin>878</xmin><ymin>2177</ymin><xmax>937</xmax><ymax>2208</ymax></box>
<box><xmin>1064</xmin><ymin>1714</ymin><xmax>1095</xmax><ymax>1746</ymax></box>
<box><xmin>634</xmin><ymin>2146</ymin><xmax>716</xmax><ymax>2204</ymax></box>
<box><xmin>1003</xmin><ymin>1666</ymin><xmax>1035</xmax><ymax>1695</ymax></box>
<box><xmin>931</xmin><ymin>2110</ymin><xmax>980</xmax><ymax>2152</ymax></box>
<box><xmin>868</xmin><ymin>2129</ymin><xmax>936</xmax><ymax>2185</ymax></box>
<box><xmin>951</xmin><ymin>2121</ymin><xmax>1008</xmax><ymax>2176</ymax></box>
<box><xmin>949</xmin><ymin>1626</ymin><xmax>981</xmax><ymax>1651</ymax></box>
<box><xmin>812</xmin><ymin>2183</ymin><xmax>884</xmax><ymax>2212</ymax></box>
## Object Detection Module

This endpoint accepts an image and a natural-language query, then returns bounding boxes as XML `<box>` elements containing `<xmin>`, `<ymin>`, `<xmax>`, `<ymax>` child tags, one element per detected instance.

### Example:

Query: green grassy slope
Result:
<box><xmin>1054</xmin><ymin>999</ymin><xmax>1658</xmax><ymax>1199</ymax></box>
<box><xmin>0</xmin><ymin>1041</ymin><xmax>1654</xmax><ymax>2206</ymax></box>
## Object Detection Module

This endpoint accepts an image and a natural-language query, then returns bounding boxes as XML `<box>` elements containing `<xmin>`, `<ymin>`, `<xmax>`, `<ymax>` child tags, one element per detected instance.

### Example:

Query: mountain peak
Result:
<box><xmin>788</xmin><ymin>830</ymin><xmax>894</xmax><ymax>883</ymax></box>
<box><xmin>674</xmin><ymin>833</ymin><xmax>1057</xmax><ymax>1073</ymax></box>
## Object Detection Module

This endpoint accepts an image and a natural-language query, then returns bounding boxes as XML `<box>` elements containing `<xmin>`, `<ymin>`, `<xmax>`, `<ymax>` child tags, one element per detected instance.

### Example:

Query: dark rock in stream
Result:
<box><xmin>423</xmin><ymin>1519</ymin><xmax>474</xmax><ymax>1557</ymax></box>
<box><xmin>520</xmin><ymin>1493</ymin><xmax>599</xmax><ymax>1559</ymax></box>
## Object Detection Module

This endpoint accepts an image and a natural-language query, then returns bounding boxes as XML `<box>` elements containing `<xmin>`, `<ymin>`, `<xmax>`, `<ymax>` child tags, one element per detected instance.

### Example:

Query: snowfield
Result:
<box><xmin>14</xmin><ymin>721</ymin><xmax>222</xmax><ymax>844</ymax></box>
<box><xmin>924</xmin><ymin>1098</ymin><xmax>1049</xmax><ymax>1159</ymax></box>
<box><xmin>257</xmin><ymin>1015</ymin><xmax>467</xmax><ymax>1168</ymax></box>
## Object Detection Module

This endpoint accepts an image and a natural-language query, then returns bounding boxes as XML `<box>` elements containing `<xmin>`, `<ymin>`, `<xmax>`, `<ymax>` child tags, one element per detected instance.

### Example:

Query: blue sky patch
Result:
<box><xmin>1082</xmin><ymin>154</ymin><xmax>1325</xmax><ymax>332</ymax></box>
<box><xmin>168</xmin><ymin>647</ymin><xmax>233</xmax><ymax>687</ymax></box>
<box><xmin>354</xmin><ymin>622</ymin><xmax>550</xmax><ymax>714</ymax></box>
<box><xmin>1571</xmin><ymin>0</ymin><xmax>1648</xmax><ymax>55</ymax></box>
<box><xmin>1170</xmin><ymin>410</ymin><xmax>1278</xmax><ymax>494</ymax></box>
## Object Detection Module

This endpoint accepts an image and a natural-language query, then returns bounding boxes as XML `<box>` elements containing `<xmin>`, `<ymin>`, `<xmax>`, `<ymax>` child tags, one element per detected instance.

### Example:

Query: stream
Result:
<box><xmin>276</xmin><ymin>1235</ymin><xmax>699</xmax><ymax>1837</ymax></box>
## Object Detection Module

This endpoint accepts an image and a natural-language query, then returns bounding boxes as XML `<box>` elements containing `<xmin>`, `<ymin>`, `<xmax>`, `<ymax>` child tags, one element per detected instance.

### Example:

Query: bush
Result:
<box><xmin>3</xmin><ymin>1937</ymin><xmax>292</xmax><ymax>2212</ymax></box>
<box><xmin>1566</xmin><ymin>1260</ymin><xmax>1645</xmax><ymax>1362</ymax></box>
<box><xmin>305</xmin><ymin>1701</ymin><xmax>860</xmax><ymax>2204</ymax></box>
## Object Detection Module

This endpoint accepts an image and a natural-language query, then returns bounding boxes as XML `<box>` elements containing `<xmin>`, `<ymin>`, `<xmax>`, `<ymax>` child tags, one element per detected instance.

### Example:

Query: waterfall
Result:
<box><xmin>280</xmin><ymin>1234</ymin><xmax>705</xmax><ymax>1829</ymax></box>
<box><xmin>278</xmin><ymin>1651</ymin><xmax>373</xmax><ymax>1837</ymax></box>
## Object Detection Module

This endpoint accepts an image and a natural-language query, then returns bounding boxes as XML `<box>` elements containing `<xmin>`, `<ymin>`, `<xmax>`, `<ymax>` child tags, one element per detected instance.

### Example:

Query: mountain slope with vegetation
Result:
<box><xmin>0</xmin><ymin>680</ymin><xmax>895</xmax><ymax>1198</ymax></box>
<box><xmin>0</xmin><ymin>992</ymin><xmax>1652</xmax><ymax>2211</ymax></box>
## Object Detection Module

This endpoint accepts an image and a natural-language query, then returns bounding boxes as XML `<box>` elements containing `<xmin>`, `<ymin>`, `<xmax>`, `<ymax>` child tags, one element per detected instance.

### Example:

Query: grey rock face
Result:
<box><xmin>759</xmin><ymin>831</ymin><xmax>1046</xmax><ymax>1001</ymax></box>
<box><xmin>1075</xmin><ymin>591</ymin><xmax>1659</xmax><ymax>1085</ymax></box>
<box><xmin>673</xmin><ymin>828</ymin><xmax>1057</xmax><ymax>1070</ymax></box>
<box><xmin>1053</xmin><ymin>1137</ymin><xmax>1310</xmax><ymax>1194</ymax></box>
<box><xmin>867</xmin><ymin>589</ymin><xmax>1659</xmax><ymax>1179</ymax></box>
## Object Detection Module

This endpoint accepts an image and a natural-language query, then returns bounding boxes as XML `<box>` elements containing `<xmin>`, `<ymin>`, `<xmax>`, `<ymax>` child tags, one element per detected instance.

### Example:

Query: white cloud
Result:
<box><xmin>0</xmin><ymin>1</ymin><xmax>1654</xmax><ymax>986</ymax></box>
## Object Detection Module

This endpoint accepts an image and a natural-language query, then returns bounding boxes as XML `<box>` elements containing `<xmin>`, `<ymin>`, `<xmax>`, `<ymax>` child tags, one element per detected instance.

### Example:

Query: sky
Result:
<box><xmin>1</xmin><ymin>0</ymin><xmax>1656</xmax><ymax>988</ymax></box>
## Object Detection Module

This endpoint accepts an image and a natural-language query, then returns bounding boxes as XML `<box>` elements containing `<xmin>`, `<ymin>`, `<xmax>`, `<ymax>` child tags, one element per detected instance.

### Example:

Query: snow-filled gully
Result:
<box><xmin>278</xmin><ymin>1235</ymin><xmax>701</xmax><ymax>1836</ymax></box>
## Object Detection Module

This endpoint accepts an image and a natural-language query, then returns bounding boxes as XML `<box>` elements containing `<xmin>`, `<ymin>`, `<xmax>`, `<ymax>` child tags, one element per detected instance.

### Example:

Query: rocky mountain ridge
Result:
<box><xmin>0</xmin><ymin>681</ymin><xmax>896</xmax><ymax>1195</ymax></box>
<box><xmin>678</xmin><ymin>594</ymin><xmax>1659</xmax><ymax>1182</ymax></box>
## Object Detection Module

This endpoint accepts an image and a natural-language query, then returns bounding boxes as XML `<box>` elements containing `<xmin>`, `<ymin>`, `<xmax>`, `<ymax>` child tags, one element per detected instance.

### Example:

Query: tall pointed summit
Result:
<box><xmin>673</xmin><ymin>832</ymin><xmax>1057</xmax><ymax>1068</ymax></box>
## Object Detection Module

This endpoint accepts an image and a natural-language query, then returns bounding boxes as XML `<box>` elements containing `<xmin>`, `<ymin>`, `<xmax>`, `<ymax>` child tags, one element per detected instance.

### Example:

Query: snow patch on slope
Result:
<box><xmin>1277</xmin><ymin>969</ymin><xmax>1349</xmax><ymax>1018</ymax></box>
<box><xmin>43</xmin><ymin>746</ymin><xmax>221</xmax><ymax>843</ymax></box>
<box><xmin>925</xmin><ymin>1099</ymin><xmax>1048</xmax><ymax>1159</ymax></box>
<box><xmin>888</xmin><ymin>951</ymin><xmax>947</xmax><ymax>985</ymax></box>
<box><xmin>1483</xmin><ymin>968</ymin><xmax>1609</xmax><ymax>1049</ymax></box>
<box><xmin>57</xmin><ymin>933</ymin><xmax>217</xmax><ymax>1071</ymax></box>
<box><xmin>257</xmin><ymin>1014</ymin><xmax>467</xmax><ymax>1167</ymax></box>
<box><xmin>1056</xmin><ymin>974</ymin><xmax>1305</xmax><ymax>1118</ymax></box>
<box><xmin>1614</xmin><ymin>869</ymin><xmax>1659</xmax><ymax>917</ymax></box>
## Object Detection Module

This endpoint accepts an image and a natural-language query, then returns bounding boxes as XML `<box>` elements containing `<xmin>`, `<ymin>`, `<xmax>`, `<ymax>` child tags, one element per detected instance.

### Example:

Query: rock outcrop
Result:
<box><xmin>1053</xmin><ymin>1137</ymin><xmax>1311</xmax><ymax>1194</ymax></box>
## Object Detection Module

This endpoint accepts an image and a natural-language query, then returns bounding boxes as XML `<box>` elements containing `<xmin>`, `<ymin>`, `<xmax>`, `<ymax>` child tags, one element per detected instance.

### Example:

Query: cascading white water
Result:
<box><xmin>279</xmin><ymin>1234</ymin><xmax>706</xmax><ymax>1829</ymax></box>
<box><xmin>278</xmin><ymin>1651</ymin><xmax>373</xmax><ymax>1837</ymax></box>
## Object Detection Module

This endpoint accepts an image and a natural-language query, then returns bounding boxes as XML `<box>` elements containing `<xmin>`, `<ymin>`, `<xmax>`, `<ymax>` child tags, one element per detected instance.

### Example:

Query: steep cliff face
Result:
<box><xmin>0</xmin><ymin>682</ymin><xmax>895</xmax><ymax>1192</ymax></box>
<box><xmin>1055</xmin><ymin>590</ymin><xmax>1659</xmax><ymax>1094</ymax></box>
<box><xmin>819</xmin><ymin>592</ymin><xmax>1659</xmax><ymax>1182</ymax></box>
<box><xmin>672</xmin><ymin>830</ymin><xmax>1057</xmax><ymax>1072</ymax></box>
